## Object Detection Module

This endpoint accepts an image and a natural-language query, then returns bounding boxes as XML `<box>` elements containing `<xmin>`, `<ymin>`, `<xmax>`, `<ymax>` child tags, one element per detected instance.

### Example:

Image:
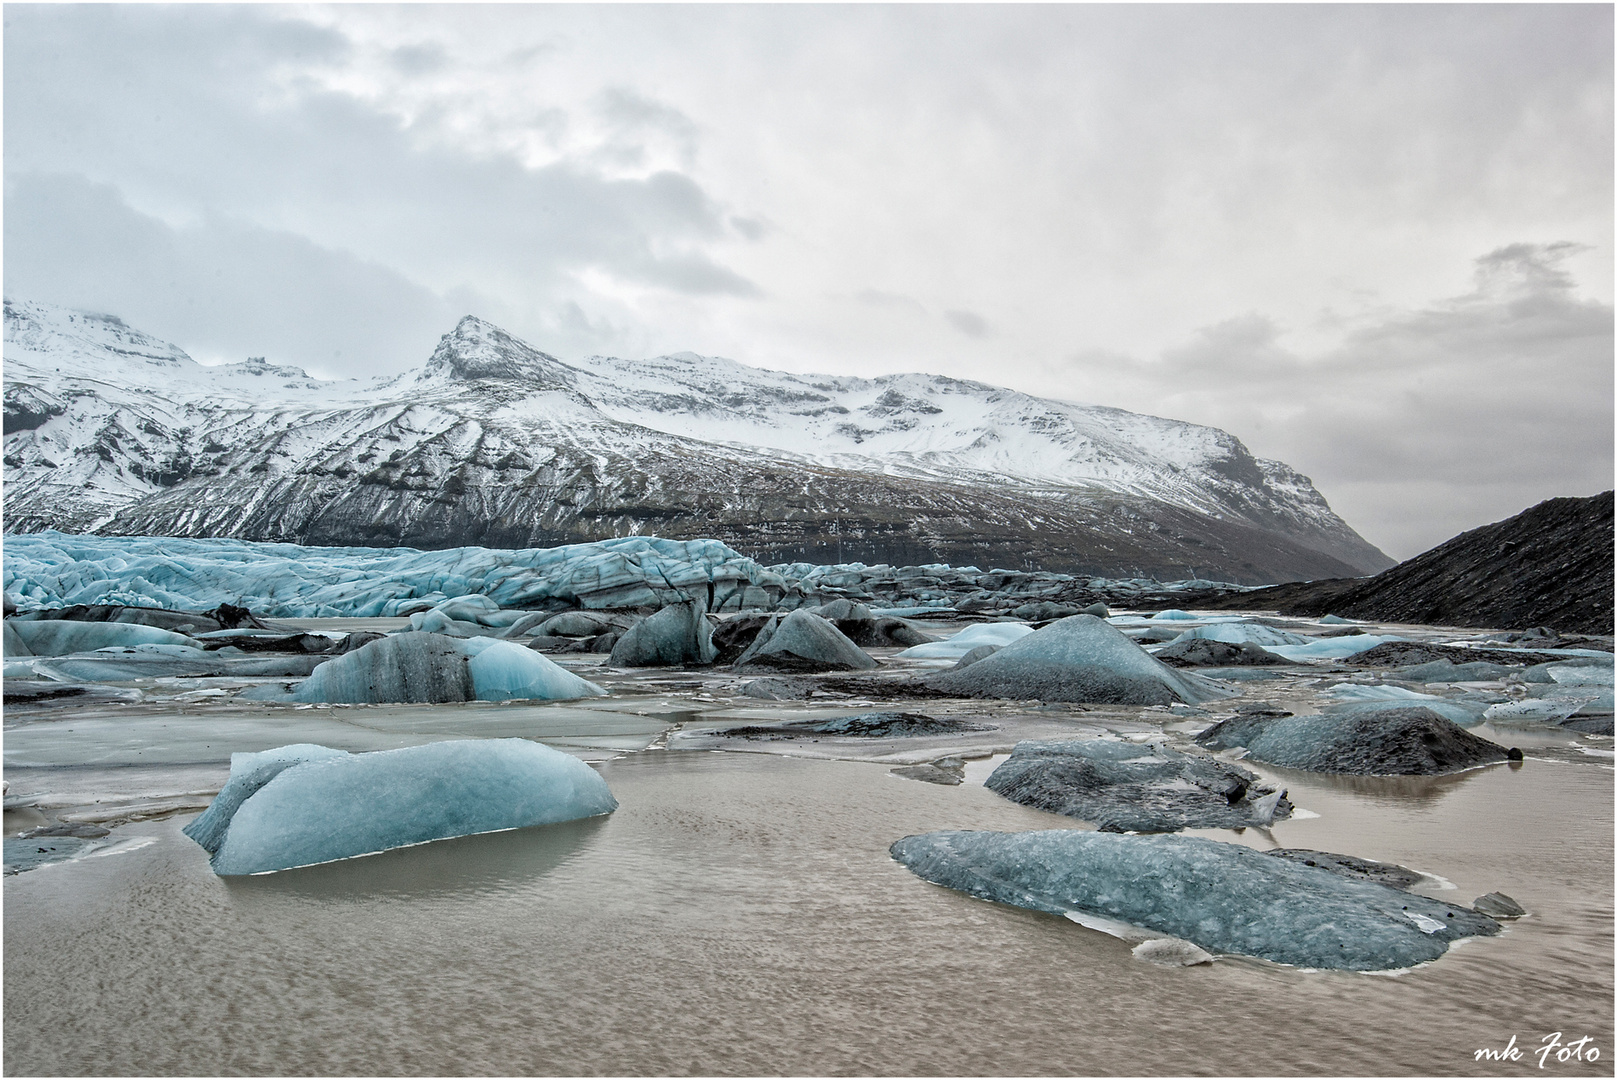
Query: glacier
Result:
<box><xmin>3</xmin><ymin>532</ymin><xmax>776</xmax><ymax>617</ymax></box>
<box><xmin>186</xmin><ymin>739</ymin><xmax>618</xmax><ymax>875</ymax></box>
<box><xmin>889</xmin><ymin>829</ymin><xmax>1499</xmax><ymax>971</ymax></box>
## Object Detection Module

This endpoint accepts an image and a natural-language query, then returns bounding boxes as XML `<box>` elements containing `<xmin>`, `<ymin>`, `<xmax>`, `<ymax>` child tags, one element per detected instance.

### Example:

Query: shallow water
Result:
<box><xmin>5</xmin><ymin>746</ymin><xmax>1611</xmax><ymax>1076</ymax></box>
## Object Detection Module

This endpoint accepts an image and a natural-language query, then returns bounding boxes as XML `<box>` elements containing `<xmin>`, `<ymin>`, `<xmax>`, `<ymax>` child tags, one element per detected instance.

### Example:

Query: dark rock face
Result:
<box><xmin>1196</xmin><ymin>706</ymin><xmax>1509</xmax><ymax>775</ymax></box>
<box><xmin>1193</xmin><ymin>493</ymin><xmax>1615</xmax><ymax>635</ymax></box>
<box><xmin>984</xmin><ymin>739</ymin><xmax>1291</xmax><ymax>833</ymax></box>
<box><xmin>1154</xmin><ymin>638</ymin><xmax>1286</xmax><ymax>667</ymax></box>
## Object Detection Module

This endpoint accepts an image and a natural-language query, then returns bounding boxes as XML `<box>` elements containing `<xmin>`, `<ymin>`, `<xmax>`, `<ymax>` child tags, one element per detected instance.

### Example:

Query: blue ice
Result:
<box><xmin>189</xmin><ymin>739</ymin><xmax>618</xmax><ymax>875</ymax></box>
<box><xmin>889</xmin><ymin>829</ymin><xmax>1498</xmax><ymax>970</ymax></box>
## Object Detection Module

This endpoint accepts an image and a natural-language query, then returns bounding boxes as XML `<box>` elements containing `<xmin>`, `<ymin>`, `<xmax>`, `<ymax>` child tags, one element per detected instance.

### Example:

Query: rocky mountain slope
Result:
<box><xmin>3</xmin><ymin>299</ymin><xmax>1392</xmax><ymax>583</ymax></box>
<box><xmin>1192</xmin><ymin>492</ymin><xmax>1614</xmax><ymax>633</ymax></box>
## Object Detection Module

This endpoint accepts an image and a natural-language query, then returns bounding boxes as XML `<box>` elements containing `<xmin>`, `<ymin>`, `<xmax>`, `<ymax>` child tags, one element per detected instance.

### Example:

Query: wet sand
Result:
<box><xmin>5</xmin><ymin>745</ymin><xmax>1611</xmax><ymax>1076</ymax></box>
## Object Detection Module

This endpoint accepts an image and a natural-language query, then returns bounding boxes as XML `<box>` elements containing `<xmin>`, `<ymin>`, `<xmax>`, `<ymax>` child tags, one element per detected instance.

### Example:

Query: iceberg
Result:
<box><xmin>897</xmin><ymin>622</ymin><xmax>1034</xmax><ymax>659</ymax></box>
<box><xmin>734</xmin><ymin>610</ymin><xmax>878</xmax><ymax>671</ymax></box>
<box><xmin>926</xmin><ymin>615</ymin><xmax>1237</xmax><ymax>705</ymax></box>
<box><xmin>186</xmin><ymin>739</ymin><xmax>618</xmax><ymax>875</ymax></box>
<box><xmin>6</xmin><ymin>619</ymin><xmax>200</xmax><ymax>656</ymax></box>
<box><xmin>1195</xmin><ymin>706</ymin><xmax>1508</xmax><ymax>775</ymax></box>
<box><xmin>289</xmin><ymin>632</ymin><xmax>604</xmax><ymax>704</ymax></box>
<box><xmin>607</xmin><ymin>600</ymin><xmax>717</xmax><ymax>667</ymax></box>
<box><xmin>460</xmin><ymin>638</ymin><xmax>608</xmax><ymax>701</ymax></box>
<box><xmin>889</xmin><ymin>829</ymin><xmax>1499</xmax><ymax>971</ymax></box>
<box><xmin>1263</xmin><ymin>635</ymin><xmax>1403</xmax><ymax>662</ymax></box>
<box><xmin>1390</xmin><ymin>660</ymin><xmax>1521</xmax><ymax>683</ymax></box>
<box><xmin>1152</xmin><ymin>638</ymin><xmax>1285</xmax><ymax>667</ymax></box>
<box><xmin>1165</xmin><ymin>623</ymin><xmax>1312</xmax><ymax>648</ymax></box>
<box><xmin>984</xmin><ymin>738</ymin><xmax>1291</xmax><ymax>832</ymax></box>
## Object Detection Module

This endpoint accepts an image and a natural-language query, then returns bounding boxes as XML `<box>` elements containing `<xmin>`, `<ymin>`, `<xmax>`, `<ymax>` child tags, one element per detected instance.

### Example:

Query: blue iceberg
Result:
<box><xmin>186</xmin><ymin>739</ymin><xmax>618</xmax><ymax>875</ymax></box>
<box><xmin>896</xmin><ymin>622</ymin><xmax>1034</xmax><ymax>659</ymax></box>
<box><xmin>926</xmin><ymin>615</ymin><xmax>1237</xmax><ymax>705</ymax></box>
<box><xmin>5</xmin><ymin>619</ymin><xmax>200</xmax><ymax>656</ymax></box>
<box><xmin>889</xmin><ymin>829</ymin><xmax>1499</xmax><ymax>970</ymax></box>
<box><xmin>289</xmin><ymin>633</ymin><xmax>604</xmax><ymax>704</ymax></box>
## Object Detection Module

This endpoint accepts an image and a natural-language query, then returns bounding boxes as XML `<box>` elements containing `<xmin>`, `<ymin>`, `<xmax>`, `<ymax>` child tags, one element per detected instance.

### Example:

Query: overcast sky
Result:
<box><xmin>5</xmin><ymin>4</ymin><xmax>1611</xmax><ymax>559</ymax></box>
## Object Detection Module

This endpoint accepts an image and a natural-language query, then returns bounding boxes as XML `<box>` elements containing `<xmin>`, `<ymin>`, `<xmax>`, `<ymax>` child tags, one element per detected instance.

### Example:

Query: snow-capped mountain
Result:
<box><xmin>2</xmin><ymin>299</ymin><xmax>1392</xmax><ymax>583</ymax></box>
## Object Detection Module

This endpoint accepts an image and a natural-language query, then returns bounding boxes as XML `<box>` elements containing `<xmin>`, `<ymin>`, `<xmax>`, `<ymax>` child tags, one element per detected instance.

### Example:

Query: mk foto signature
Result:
<box><xmin>1476</xmin><ymin>1034</ymin><xmax>1601</xmax><ymax>1067</ymax></box>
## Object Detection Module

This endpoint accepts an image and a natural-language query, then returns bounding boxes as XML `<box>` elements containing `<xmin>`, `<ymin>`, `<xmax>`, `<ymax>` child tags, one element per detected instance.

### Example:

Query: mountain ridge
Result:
<box><xmin>3</xmin><ymin>298</ymin><xmax>1393</xmax><ymax>583</ymax></box>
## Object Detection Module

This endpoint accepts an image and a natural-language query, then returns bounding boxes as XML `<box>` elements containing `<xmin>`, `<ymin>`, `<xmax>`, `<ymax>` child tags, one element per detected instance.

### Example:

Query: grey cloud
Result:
<box><xmin>3</xmin><ymin>172</ymin><xmax>460</xmax><ymax>377</ymax></box>
<box><xmin>730</xmin><ymin>216</ymin><xmax>767</xmax><ymax>241</ymax></box>
<box><xmin>1068</xmin><ymin>244</ymin><xmax>1612</xmax><ymax>558</ymax></box>
<box><xmin>945</xmin><ymin>310</ymin><xmax>992</xmax><ymax>338</ymax></box>
<box><xmin>854</xmin><ymin>289</ymin><xmax>927</xmax><ymax>313</ymax></box>
<box><xmin>389</xmin><ymin>43</ymin><xmax>448</xmax><ymax>77</ymax></box>
<box><xmin>3</xmin><ymin>5</ymin><xmax>757</xmax><ymax>336</ymax></box>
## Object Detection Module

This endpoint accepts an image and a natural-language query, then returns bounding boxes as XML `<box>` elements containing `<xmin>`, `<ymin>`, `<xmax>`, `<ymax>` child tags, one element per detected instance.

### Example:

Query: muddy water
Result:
<box><xmin>4</xmin><ymin>748</ymin><xmax>1611</xmax><ymax>1076</ymax></box>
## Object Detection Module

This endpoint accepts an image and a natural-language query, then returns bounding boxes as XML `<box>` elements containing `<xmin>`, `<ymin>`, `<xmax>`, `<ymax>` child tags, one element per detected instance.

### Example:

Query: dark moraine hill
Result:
<box><xmin>1192</xmin><ymin>492</ymin><xmax>1614</xmax><ymax>635</ymax></box>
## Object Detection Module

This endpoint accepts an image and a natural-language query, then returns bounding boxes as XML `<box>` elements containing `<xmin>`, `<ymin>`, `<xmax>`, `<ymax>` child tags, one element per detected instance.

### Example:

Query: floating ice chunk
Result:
<box><xmin>889</xmin><ymin>829</ymin><xmax>1499</xmax><ymax>971</ymax></box>
<box><xmin>1327</xmin><ymin>684</ymin><xmax>1443</xmax><ymax>704</ymax></box>
<box><xmin>1263</xmin><ymin>635</ymin><xmax>1402</xmax><ymax>662</ymax></box>
<box><xmin>927</xmin><ymin>615</ymin><xmax>1237</xmax><ymax>705</ymax></box>
<box><xmin>461</xmin><ymin>637</ymin><xmax>607</xmax><ymax>701</ymax></box>
<box><xmin>1152</xmin><ymin>610</ymin><xmax>1198</xmax><ymax>620</ymax></box>
<box><xmin>292</xmin><ymin>633</ymin><xmax>474</xmax><ymax>703</ymax></box>
<box><xmin>1152</xmin><ymin>638</ymin><xmax>1285</xmax><ymax>667</ymax></box>
<box><xmin>1132</xmin><ymin>938</ymin><xmax>1216</xmax><ymax>966</ymax></box>
<box><xmin>1391</xmin><ymin>660</ymin><xmax>1521</xmax><ymax>683</ymax></box>
<box><xmin>183</xmin><ymin>744</ymin><xmax>350</xmax><ymax>855</ymax></box>
<box><xmin>1483</xmin><ymin>698</ymin><xmax>1587</xmax><ymax>725</ymax></box>
<box><xmin>1324</xmin><ymin>684</ymin><xmax>1489</xmax><ymax>727</ymax></box>
<box><xmin>1472</xmin><ymin>892</ymin><xmax>1526</xmax><ymax>918</ymax></box>
<box><xmin>734</xmin><ymin>609</ymin><xmax>878</xmax><ymax>671</ymax></box>
<box><xmin>1545</xmin><ymin>663</ymin><xmax>1614</xmax><ymax>687</ymax></box>
<box><xmin>3</xmin><ymin>621</ymin><xmax>32</xmax><ymax>657</ymax></box>
<box><xmin>192</xmin><ymin>739</ymin><xmax>618</xmax><ymax>875</ymax></box>
<box><xmin>897</xmin><ymin>622</ymin><xmax>1034</xmax><ymax>659</ymax></box>
<box><xmin>290</xmin><ymin>633</ymin><xmax>604</xmax><ymax>704</ymax></box>
<box><xmin>984</xmin><ymin>738</ymin><xmax>1289</xmax><ymax>832</ymax></box>
<box><xmin>1319</xmin><ymin>614</ymin><xmax>1354</xmax><ymax>624</ymax></box>
<box><xmin>1167</xmin><ymin>623</ymin><xmax>1311</xmax><ymax>648</ymax></box>
<box><xmin>1196</xmin><ymin>706</ymin><xmax>1507</xmax><ymax>774</ymax></box>
<box><xmin>6</xmin><ymin>619</ymin><xmax>199</xmax><ymax>656</ymax></box>
<box><xmin>409</xmin><ymin>609</ymin><xmax>486</xmax><ymax>637</ymax></box>
<box><xmin>607</xmin><ymin>600</ymin><xmax>717</xmax><ymax>667</ymax></box>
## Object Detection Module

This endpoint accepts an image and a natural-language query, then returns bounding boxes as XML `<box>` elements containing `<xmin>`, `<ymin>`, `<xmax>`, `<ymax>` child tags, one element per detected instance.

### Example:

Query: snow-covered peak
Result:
<box><xmin>415</xmin><ymin>315</ymin><xmax>576</xmax><ymax>389</ymax></box>
<box><xmin>4</xmin><ymin>297</ymin><xmax>194</xmax><ymax>377</ymax></box>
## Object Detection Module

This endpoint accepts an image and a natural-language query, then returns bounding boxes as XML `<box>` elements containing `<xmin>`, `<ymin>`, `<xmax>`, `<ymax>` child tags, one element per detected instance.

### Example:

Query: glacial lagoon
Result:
<box><xmin>4</xmin><ymin>617</ymin><xmax>1612</xmax><ymax>1075</ymax></box>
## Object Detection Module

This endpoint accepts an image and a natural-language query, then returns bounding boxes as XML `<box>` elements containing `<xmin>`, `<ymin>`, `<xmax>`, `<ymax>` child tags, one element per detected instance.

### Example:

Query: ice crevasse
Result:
<box><xmin>185</xmin><ymin>739</ymin><xmax>619</xmax><ymax>875</ymax></box>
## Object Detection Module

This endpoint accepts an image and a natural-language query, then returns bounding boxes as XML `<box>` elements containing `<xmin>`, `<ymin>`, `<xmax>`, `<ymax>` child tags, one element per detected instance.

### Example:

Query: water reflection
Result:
<box><xmin>1255</xmin><ymin>761</ymin><xmax>1506</xmax><ymax>804</ymax></box>
<box><xmin>222</xmin><ymin>815</ymin><xmax>610</xmax><ymax>904</ymax></box>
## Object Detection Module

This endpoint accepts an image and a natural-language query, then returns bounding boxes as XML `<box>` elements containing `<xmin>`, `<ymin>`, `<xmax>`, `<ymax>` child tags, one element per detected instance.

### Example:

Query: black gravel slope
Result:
<box><xmin>1190</xmin><ymin>492</ymin><xmax>1614</xmax><ymax>634</ymax></box>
